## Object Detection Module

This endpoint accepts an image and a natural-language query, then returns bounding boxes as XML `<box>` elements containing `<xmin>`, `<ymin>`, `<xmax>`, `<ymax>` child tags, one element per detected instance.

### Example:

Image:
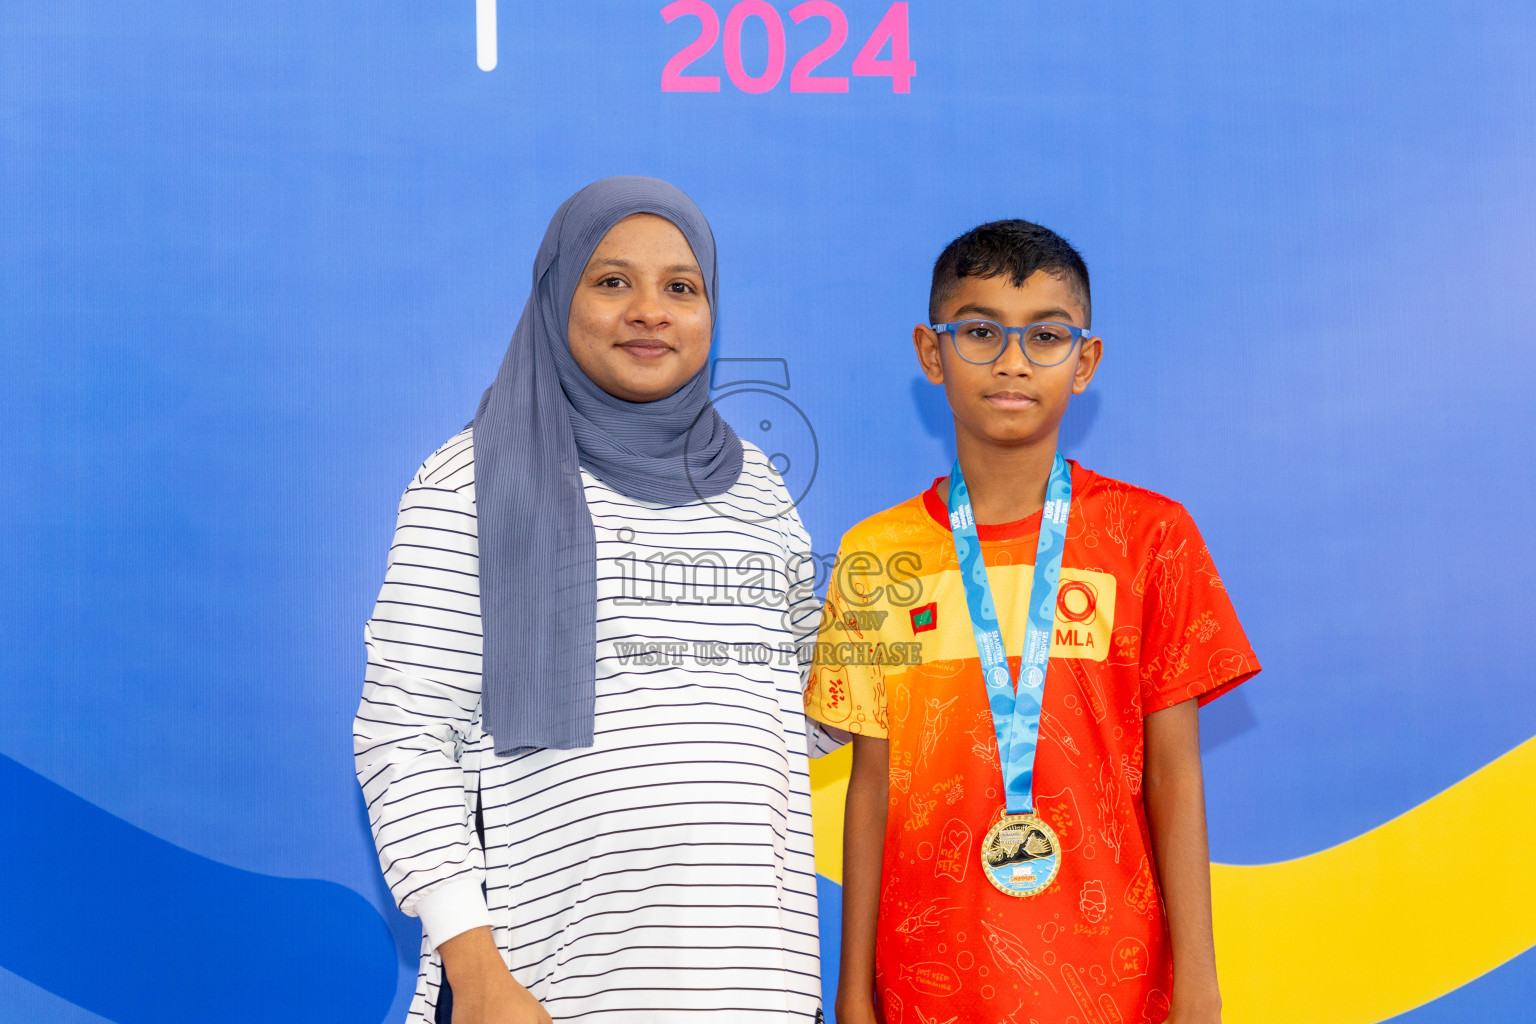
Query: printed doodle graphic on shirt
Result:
<box><xmin>1103</xmin><ymin>487</ymin><xmax>1133</xmax><ymax>557</ymax></box>
<box><xmin>1109</xmin><ymin>625</ymin><xmax>1141</xmax><ymax>666</ymax></box>
<box><xmin>1121</xmin><ymin>750</ymin><xmax>1144</xmax><ymax>797</ymax></box>
<box><xmin>817</xmin><ymin>670</ymin><xmax>851</xmax><ymax>722</ymax></box>
<box><xmin>893</xmin><ymin>678</ymin><xmax>913</xmax><ymax>724</ymax></box>
<box><xmin>1066</xmin><ymin>658</ymin><xmax>1111</xmax><ymax>721</ymax></box>
<box><xmin>894</xmin><ymin>899</ymin><xmax>951</xmax><ymax>938</ymax></box>
<box><xmin>909</xmin><ymin>788</ymin><xmax>939</xmax><ymax>830</ymax></box>
<box><xmin>994</xmin><ymin>1000</ymin><xmax>1032</xmax><ymax>1024</ymax></box>
<box><xmin>912</xmin><ymin>1009</ymin><xmax>957</xmax><ymax>1024</ymax></box>
<box><xmin>919</xmin><ymin>695</ymin><xmax>959</xmax><ymax>766</ymax></box>
<box><xmin>1037</xmin><ymin>786</ymin><xmax>1085</xmax><ymax>851</ymax></box>
<box><xmin>1039</xmin><ymin>708</ymin><xmax>1083</xmax><ymax>765</ymax></box>
<box><xmin>1124</xmin><ymin>855</ymin><xmax>1159</xmax><ymax>916</ymax></box>
<box><xmin>1207</xmin><ymin>648</ymin><xmax>1254</xmax><ymax>685</ymax></box>
<box><xmin>983</xmin><ymin>921</ymin><xmax>1056</xmax><ymax>990</ymax></box>
<box><xmin>965</xmin><ymin>710</ymin><xmax>999</xmax><ymax>766</ymax></box>
<box><xmin>1096</xmin><ymin>760</ymin><xmax>1128</xmax><ymax>864</ymax></box>
<box><xmin>1113</xmin><ymin>936</ymin><xmax>1150</xmax><ymax>982</ymax></box>
<box><xmin>1150</xmin><ymin>537</ymin><xmax>1187</xmax><ymax>627</ymax></box>
<box><xmin>1080</xmin><ymin>878</ymin><xmax>1108</xmax><ymax>923</ymax></box>
<box><xmin>899</xmin><ymin>961</ymin><xmax>962</xmax><ymax>997</ymax></box>
<box><xmin>1193</xmin><ymin>539</ymin><xmax>1226</xmax><ymax>592</ymax></box>
<box><xmin>1061</xmin><ymin>963</ymin><xmax>1106</xmax><ymax>1024</ymax></box>
<box><xmin>934</xmin><ymin>818</ymin><xmax>971</xmax><ymax>882</ymax></box>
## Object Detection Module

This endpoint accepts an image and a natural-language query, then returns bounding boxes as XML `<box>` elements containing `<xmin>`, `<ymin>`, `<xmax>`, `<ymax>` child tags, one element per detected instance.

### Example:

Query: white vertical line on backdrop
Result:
<box><xmin>476</xmin><ymin>0</ymin><xmax>498</xmax><ymax>71</ymax></box>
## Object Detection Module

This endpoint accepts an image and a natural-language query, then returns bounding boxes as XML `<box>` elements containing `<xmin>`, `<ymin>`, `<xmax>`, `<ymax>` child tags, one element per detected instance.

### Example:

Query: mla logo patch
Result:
<box><xmin>910</xmin><ymin>602</ymin><xmax>938</xmax><ymax>634</ymax></box>
<box><xmin>1049</xmin><ymin>569</ymin><xmax>1115</xmax><ymax>662</ymax></box>
<box><xmin>1056</xmin><ymin>579</ymin><xmax>1099</xmax><ymax>624</ymax></box>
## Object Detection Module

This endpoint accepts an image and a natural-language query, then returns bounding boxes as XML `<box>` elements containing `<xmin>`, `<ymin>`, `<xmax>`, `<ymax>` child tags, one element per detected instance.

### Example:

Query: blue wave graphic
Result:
<box><xmin>818</xmin><ymin>876</ymin><xmax>841</xmax><ymax>1024</ymax></box>
<box><xmin>1386</xmin><ymin>944</ymin><xmax>1536</xmax><ymax>1023</ymax></box>
<box><xmin>0</xmin><ymin>753</ymin><xmax>396</xmax><ymax>1024</ymax></box>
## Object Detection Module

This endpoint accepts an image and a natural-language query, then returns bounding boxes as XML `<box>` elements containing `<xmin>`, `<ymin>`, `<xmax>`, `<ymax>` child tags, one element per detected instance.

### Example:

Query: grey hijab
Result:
<box><xmin>472</xmin><ymin>176</ymin><xmax>742</xmax><ymax>755</ymax></box>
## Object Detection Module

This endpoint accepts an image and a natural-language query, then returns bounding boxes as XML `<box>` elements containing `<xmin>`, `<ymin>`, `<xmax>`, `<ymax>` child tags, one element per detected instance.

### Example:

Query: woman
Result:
<box><xmin>355</xmin><ymin>177</ymin><xmax>835</xmax><ymax>1023</ymax></box>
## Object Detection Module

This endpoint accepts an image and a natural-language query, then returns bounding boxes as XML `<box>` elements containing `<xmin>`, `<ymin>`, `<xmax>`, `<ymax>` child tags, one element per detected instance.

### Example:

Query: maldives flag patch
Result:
<box><xmin>910</xmin><ymin>602</ymin><xmax>938</xmax><ymax>634</ymax></box>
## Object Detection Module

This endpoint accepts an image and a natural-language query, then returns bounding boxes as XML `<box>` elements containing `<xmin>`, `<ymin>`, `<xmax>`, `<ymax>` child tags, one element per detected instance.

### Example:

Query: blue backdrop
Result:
<box><xmin>3</xmin><ymin>2</ymin><xmax>1533</xmax><ymax>1021</ymax></box>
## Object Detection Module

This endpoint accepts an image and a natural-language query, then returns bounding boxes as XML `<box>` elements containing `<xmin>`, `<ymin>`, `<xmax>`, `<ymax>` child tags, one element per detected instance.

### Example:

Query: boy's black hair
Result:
<box><xmin>928</xmin><ymin>219</ymin><xmax>1091</xmax><ymax>326</ymax></box>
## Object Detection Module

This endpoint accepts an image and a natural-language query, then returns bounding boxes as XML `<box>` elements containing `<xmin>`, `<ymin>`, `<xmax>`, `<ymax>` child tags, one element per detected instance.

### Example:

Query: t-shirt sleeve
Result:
<box><xmin>1137</xmin><ymin>505</ymin><xmax>1260</xmax><ymax>714</ymax></box>
<box><xmin>803</xmin><ymin>543</ymin><xmax>890</xmax><ymax>739</ymax></box>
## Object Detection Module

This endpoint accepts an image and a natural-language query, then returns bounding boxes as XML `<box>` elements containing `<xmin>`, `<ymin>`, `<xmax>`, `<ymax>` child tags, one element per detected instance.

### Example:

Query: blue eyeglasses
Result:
<box><xmin>930</xmin><ymin>319</ymin><xmax>1092</xmax><ymax>366</ymax></box>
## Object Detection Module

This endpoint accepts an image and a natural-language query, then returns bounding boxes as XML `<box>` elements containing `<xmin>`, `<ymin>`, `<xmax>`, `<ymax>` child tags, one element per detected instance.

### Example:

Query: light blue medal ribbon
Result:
<box><xmin>948</xmin><ymin>453</ymin><xmax>1073</xmax><ymax>815</ymax></box>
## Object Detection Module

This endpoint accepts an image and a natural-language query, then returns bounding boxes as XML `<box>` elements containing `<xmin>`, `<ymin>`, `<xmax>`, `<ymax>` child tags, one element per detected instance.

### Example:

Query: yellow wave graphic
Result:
<box><xmin>808</xmin><ymin>743</ymin><xmax>851</xmax><ymax>883</ymax></box>
<box><xmin>808</xmin><ymin>736</ymin><xmax>1536</xmax><ymax>1022</ymax></box>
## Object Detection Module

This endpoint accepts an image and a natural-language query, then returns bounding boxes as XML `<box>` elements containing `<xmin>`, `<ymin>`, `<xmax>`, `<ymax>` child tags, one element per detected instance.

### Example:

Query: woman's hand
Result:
<box><xmin>438</xmin><ymin>927</ymin><xmax>552</xmax><ymax>1024</ymax></box>
<box><xmin>450</xmin><ymin>976</ymin><xmax>551</xmax><ymax>1024</ymax></box>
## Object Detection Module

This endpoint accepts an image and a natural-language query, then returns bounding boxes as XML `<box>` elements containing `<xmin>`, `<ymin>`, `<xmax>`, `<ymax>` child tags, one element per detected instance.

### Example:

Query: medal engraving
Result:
<box><xmin>981</xmin><ymin>813</ymin><xmax>1061</xmax><ymax>898</ymax></box>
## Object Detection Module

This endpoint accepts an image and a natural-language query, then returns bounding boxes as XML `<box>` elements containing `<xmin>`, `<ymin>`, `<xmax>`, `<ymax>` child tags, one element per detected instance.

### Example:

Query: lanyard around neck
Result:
<box><xmin>947</xmin><ymin>453</ymin><xmax>1073</xmax><ymax>815</ymax></box>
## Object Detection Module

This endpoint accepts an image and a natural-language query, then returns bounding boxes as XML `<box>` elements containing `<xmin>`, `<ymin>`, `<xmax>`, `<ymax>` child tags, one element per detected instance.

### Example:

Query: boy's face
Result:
<box><xmin>913</xmin><ymin>270</ymin><xmax>1102</xmax><ymax>451</ymax></box>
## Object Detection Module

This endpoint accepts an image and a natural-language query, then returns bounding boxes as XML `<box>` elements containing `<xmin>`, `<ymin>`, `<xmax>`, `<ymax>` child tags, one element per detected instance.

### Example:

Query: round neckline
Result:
<box><xmin>921</xmin><ymin>477</ymin><xmax>1046</xmax><ymax>542</ymax></box>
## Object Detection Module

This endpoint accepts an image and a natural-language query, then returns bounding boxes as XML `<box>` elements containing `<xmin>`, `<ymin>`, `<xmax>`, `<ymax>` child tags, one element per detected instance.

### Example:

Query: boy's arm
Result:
<box><xmin>1144</xmin><ymin>698</ymin><xmax>1223</xmax><ymax>1024</ymax></box>
<box><xmin>836</xmin><ymin>734</ymin><xmax>890</xmax><ymax>1024</ymax></box>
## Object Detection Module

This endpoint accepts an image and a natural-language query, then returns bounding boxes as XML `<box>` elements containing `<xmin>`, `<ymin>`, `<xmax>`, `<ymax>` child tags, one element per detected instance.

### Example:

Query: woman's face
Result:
<box><xmin>567</xmin><ymin>213</ymin><xmax>712</xmax><ymax>403</ymax></box>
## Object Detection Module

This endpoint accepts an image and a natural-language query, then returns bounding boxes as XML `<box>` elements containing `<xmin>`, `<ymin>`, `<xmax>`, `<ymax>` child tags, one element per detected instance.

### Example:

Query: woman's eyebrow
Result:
<box><xmin>589</xmin><ymin>258</ymin><xmax>701</xmax><ymax>275</ymax></box>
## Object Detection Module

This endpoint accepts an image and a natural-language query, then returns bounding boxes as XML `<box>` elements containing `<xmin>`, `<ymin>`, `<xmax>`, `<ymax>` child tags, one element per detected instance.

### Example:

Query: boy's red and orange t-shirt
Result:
<box><xmin>805</xmin><ymin>462</ymin><xmax>1258</xmax><ymax>1024</ymax></box>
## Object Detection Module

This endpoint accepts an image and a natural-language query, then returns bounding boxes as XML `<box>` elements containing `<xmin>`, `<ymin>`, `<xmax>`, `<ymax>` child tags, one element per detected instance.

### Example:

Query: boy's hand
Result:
<box><xmin>836</xmin><ymin>735</ymin><xmax>890</xmax><ymax>1024</ymax></box>
<box><xmin>1145</xmin><ymin>699</ymin><xmax>1221</xmax><ymax>1024</ymax></box>
<box><xmin>833</xmin><ymin>996</ymin><xmax>883</xmax><ymax>1024</ymax></box>
<box><xmin>1163</xmin><ymin>992</ymin><xmax>1221</xmax><ymax>1024</ymax></box>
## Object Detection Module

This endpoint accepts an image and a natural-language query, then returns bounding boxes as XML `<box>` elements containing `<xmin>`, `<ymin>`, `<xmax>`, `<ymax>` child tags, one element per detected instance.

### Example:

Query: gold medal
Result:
<box><xmin>980</xmin><ymin>812</ymin><xmax>1061</xmax><ymax>898</ymax></box>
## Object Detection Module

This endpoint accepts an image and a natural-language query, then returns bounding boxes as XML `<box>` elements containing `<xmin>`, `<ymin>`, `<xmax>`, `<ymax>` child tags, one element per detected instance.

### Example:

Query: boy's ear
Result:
<box><xmin>1071</xmin><ymin>335</ymin><xmax>1103</xmax><ymax>394</ymax></box>
<box><xmin>913</xmin><ymin>324</ymin><xmax>945</xmax><ymax>384</ymax></box>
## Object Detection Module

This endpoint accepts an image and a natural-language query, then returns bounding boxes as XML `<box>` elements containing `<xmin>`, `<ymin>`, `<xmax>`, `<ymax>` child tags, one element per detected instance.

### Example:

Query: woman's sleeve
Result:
<box><xmin>781</xmin><ymin>508</ymin><xmax>850</xmax><ymax>758</ymax></box>
<box><xmin>353</xmin><ymin>463</ymin><xmax>492</xmax><ymax>950</ymax></box>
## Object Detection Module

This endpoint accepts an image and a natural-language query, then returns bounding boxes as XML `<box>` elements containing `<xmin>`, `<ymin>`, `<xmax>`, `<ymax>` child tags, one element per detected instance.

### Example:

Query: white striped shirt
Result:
<box><xmin>355</xmin><ymin>429</ymin><xmax>839</xmax><ymax>1022</ymax></box>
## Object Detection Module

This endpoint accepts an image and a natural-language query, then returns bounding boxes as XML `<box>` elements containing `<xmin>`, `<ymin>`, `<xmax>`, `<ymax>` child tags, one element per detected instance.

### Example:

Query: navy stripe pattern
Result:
<box><xmin>356</xmin><ymin>430</ymin><xmax>837</xmax><ymax>1022</ymax></box>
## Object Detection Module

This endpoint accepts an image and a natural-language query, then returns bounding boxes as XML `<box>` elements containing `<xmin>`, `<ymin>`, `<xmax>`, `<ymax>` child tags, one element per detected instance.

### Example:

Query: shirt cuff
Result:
<box><xmin>414</xmin><ymin>874</ymin><xmax>492</xmax><ymax>952</ymax></box>
<box><xmin>807</xmin><ymin>720</ymin><xmax>852</xmax><ymax>758</ymax></box>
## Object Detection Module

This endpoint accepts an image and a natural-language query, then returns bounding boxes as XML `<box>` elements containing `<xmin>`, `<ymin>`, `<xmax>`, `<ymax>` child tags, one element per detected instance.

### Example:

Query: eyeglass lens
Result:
<box><xmin>947</xmin><ymin>320</ymin><xmax>1080</xmax><ymax>366</ymax></box>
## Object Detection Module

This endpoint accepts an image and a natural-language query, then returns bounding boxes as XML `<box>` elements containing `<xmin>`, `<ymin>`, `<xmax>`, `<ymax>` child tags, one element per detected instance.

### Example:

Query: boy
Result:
<box><xmin>805</xmin><ymin>221</ymin><xmax>1258</xmax><ymax>1024</ymax></box>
